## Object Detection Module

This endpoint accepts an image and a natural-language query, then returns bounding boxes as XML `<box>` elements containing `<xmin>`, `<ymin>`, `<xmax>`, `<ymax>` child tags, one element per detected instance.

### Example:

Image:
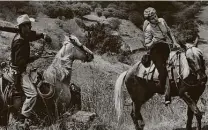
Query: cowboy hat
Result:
<box><xmin>17</xmin><ymin>14</ymin><xmax>35</xmax><ymax>26</ymax></box>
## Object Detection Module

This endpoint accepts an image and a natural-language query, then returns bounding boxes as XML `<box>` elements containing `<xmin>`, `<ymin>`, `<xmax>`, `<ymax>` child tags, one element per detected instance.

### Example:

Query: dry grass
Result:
<box><xmin>0</xmin><ymin>4</ymin><xmax>208</xmax><ymax>130</ymax></box>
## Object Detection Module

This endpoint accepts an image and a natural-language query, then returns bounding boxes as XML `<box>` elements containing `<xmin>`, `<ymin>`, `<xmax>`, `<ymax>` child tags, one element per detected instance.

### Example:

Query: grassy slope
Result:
<box><xmin>0</xmin><ymin>9</ymin><xmax>208</xmax><ymax>130</ymax></box>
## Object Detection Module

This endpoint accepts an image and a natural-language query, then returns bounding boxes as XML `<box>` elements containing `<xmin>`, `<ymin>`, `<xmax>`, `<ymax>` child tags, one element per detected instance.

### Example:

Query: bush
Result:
<box><xmin>71</xmin><ymin>2</ymin><xmax>92</xmax><ymax>17</ymax></box>
<box><xmin>95</xmin><ymin>8</ymin><xmax>103</xmax><ymax>17</ymax></box>
<box><xmin>102</xmin><ymin>10</ymin><xmax>111</xmax><ymax>18</ymax></box>
<box><xmin>128</xmin><ymin>11</ymin><xmax>144</xmax><ymax>28</ymax></box>
<box><xmin>107</xmin><ymin>3</ymin><xmax>118</xmax><ymax>9</ymax></box>
<box><xmin>107</xmin><ymin>18</ymin><xmax>121</xmax><ymax>30</ymax></box>
<box><xmin>102</xmin><ymin>7</ymin><xmax>128</xmax><ymax>19</ymax></box>
<box><xmin>174</xmin><ymin>2</ymin><xmax>201</xmax><ymax>24</ymax></box>
<box><xmin>174</xmin><ymin>20</ymin><xmax>199</xmax><ymax>44</ymax></box>
<box><xmin>44</xmin><ymin>4</ymin><xmax>74</xmax><ymax>19</ymax></box>
<box><xmin>173</xmin><ymin>2</ymin><xmax>202</xmax><ymax>43</ymax></box>
<box><xmin>117</xmin><ymin>51</ymin><xmax>134</xmax><ymax>65</ymax></box>
<box><xmin>85</xmin><ymin>23</ymin><xmax>122</xmax><ymax>54</ymax></box>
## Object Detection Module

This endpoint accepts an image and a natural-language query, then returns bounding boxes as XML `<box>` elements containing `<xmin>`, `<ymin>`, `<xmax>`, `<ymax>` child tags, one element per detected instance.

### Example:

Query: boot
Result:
<box><xmin>164</xmin><ymin>76</ymin><xmax>171</xmax><ymax>106</ymax></box>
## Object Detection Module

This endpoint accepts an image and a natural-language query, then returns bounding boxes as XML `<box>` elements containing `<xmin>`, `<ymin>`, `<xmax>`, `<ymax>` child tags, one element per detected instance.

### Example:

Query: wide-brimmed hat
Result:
<box><xmin>17</xmin><ymin>14</ymin><xmax>35</xmax><ymax>26</ymax></box>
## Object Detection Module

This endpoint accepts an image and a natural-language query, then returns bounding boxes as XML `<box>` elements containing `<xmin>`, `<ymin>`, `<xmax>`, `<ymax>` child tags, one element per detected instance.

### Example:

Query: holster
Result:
<box><xmin>10</xmin><ymin>64</ymin><xmax>22</xmax><ymax>92</ymax></box>
<box><xmin>13</xmin><ymin>72</ymin><xmax>22</xmax><ymax>92</ymax></box>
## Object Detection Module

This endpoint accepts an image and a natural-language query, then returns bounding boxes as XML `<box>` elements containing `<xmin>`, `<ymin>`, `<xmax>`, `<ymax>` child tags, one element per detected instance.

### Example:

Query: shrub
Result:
<box><xmin>107</xmin><ymin>3</ymin><xmax>118</xmax><ymax>9</ymax></box>
<box><xmin>107</xmin><ymin>18</ymin><xmax>121</xmax><ymax>30</ymax></box>
<box><xmin>71</xmin><ymin>2</ymin><xmax>92</xmax><ymax>17</ymax></box>
<box><xmin>44</xmin><ymin>4</ymin><xmax>74</xmax><ymax>19</ymax></box>
<box><xmin>63</xmin><ymin>7</ymin><xmax>74</xmax><ymax>19</ymax></box>
<box><xmin>173</xmin><ymin>2</ymin><xmax>202</xmax><ymax>44</ymax></box>
<box><xmin>102</xmin><ymin>10</ymin><xmax>111</xmax><ymax>18</ymax></box>
<box><xmin>128</xmin><ymin>11</ymin><xmax>144</xmax><ymax>28</ymax></box>
<box><xmin>95</xmin><ymin>8</ymin><xmax>103</xmax><ymax>17</ymax></box>
<box><xmin>102</xmin><ymin>7</ymin><xmax>128</xmax><ymax>19</ymax></box>
<box><xmin>174</xmin><ymin>20</ymin><xmax>199</xmax><ymax>44</ymax></box>
<box><xmin>85</xmin><ymin>22</ymin><xmax>122</xmax><ymax>54</ymax></box>
<box><xmin>117</xmin><ymin>51</ymin><xmax>133</xmax><ymax>65</ymax></box>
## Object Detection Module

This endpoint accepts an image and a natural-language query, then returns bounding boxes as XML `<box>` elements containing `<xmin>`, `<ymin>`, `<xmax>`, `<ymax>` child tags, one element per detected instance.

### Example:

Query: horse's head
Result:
<box><xmin>59</xmin><ymin>35</ymin><xmax>94</xmax><ymax>62</ymax></box>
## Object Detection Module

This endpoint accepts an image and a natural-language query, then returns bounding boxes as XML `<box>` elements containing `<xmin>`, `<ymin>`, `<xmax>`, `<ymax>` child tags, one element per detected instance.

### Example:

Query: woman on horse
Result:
<box><xmin>143</xmin><ymin>7</ymin><xmax>181</xmax><ymax>105</ymax></box>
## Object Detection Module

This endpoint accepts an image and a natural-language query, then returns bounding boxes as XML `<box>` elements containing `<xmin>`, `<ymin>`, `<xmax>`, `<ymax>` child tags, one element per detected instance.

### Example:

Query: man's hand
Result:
<box><xmin>44</xmin><ymin>34</ymin><xmax>52</xmax><ymax>43</ymax></box>
<box><xmin>174</xmin><ymin>42</ymin><xmax>181</xmax><ymax>48</ymax></box>
<box><xmin>34</xmin><ymin>52</ymin><xmax>41</xmax><ymax>58</ymax></box>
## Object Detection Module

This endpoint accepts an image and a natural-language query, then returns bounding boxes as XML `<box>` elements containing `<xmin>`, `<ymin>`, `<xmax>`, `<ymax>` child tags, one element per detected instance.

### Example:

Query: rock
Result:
<box><xmin>71</xmin><ymin>111</ymin><xmax>96</xmax><ymax>123</ymax></box>
<box><xmin>83</xmin><ymin>14</ymin><xmax>106</xmax><ymax>23</ymax></box>
<box><xmin>119</xmin><ymin>19</ymin><xmax>144</xmax><ymax>51</ymax></box>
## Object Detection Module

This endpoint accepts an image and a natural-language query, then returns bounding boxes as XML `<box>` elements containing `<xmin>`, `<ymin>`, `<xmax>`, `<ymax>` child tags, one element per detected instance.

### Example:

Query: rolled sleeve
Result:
<box><xmin>144</xmin><ymin>26</ymin><xmax>153</xmax><ymax>47</ymax></box>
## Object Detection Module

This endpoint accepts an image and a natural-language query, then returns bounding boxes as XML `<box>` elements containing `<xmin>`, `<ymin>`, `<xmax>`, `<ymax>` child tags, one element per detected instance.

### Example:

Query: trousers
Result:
<box><xmin>150</xmin><ymin>42</ymin><xmax>171</xmax><ymax>100</ymax></box>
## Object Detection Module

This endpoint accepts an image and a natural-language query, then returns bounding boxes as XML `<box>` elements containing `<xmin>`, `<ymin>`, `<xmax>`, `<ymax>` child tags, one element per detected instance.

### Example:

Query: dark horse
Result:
<box><xmin>115</xmin><ymin>42</ymin><xmax>207</xmax><ymax>130</ymax></box>
<box><xmin>0</xmin><ymin>35</ymin><xmax>94</xmax><ymax>126</ymax></box>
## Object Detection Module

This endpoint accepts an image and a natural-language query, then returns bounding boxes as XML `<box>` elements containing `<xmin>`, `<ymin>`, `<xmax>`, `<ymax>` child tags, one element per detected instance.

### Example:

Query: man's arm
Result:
<box><xmin>144</xmin><ymin>26</ymin><xmax>157</xmax><ymax>49</ymax></box>
<box><xmin>163</xmin><ymin>19</ymin><xmax>180</xmax><ymax>47</ymax></box>
<box><xmin>28</xmin><ymin>31</ymin><xmax>44</xmax><ymax>42</ymax></box>
<box><xmin>29</xmin><ymin>31</ymin><xmax>52</xmax><ymax>44</ymax></box>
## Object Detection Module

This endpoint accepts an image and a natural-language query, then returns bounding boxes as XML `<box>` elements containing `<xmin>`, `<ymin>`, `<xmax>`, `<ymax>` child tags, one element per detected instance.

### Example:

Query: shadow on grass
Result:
<box><xmin>174</xmin><ymin>125</ymin><xmax>208</xmax><ymax>130</ymax></box>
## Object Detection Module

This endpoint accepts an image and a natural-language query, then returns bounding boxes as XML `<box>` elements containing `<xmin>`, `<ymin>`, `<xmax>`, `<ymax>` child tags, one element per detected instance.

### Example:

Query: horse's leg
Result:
<box><xmin>131</xmin><ymin>102</ymin><xmax>144</xmax><ymax>130</ymax></box>
<box><xmin>0</xmin><ymin>107</ymin><xmax>9</xmax><ymax>126</ymax></box>
<box><xmin>181</xmin><ymin>92</ymin><xmax>202</xmax><ymax>130</ymax></box>
<box><xmin>186</xmin><ymin>107</ymin><xmax>194</xmax><ymax>130</ymax></box>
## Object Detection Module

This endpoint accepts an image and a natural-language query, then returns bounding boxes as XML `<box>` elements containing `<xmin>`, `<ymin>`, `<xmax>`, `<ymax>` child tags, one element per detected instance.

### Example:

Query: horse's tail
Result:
<box><xmin>114</xmin><ymin>71</ymin><xmax>127</xmax><ymax>122</ymax></box>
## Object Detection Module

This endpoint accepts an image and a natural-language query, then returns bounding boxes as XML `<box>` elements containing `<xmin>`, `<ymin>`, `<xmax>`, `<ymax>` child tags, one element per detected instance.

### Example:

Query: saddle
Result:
<box><xmin>137</xmin><ymin>50</ymin><xmax>190</xmax><ymax>83</ymax></box>
<box><xmin>0</xmin><ymin>67</ymin><xmax>55</xmax><ymax>106</ymax></box>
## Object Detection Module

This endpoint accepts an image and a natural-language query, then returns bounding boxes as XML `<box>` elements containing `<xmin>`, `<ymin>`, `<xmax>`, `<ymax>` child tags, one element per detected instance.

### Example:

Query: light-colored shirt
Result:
<box><xmin>144</xmin><ymin>18</ymin><xmax>172</xmax><ymax>47</ymax></box>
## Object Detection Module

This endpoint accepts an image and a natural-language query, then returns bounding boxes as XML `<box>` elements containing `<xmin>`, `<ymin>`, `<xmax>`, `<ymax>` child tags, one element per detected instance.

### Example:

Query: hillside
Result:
<box><xmin>0</xmin><ymin>1</ymin><xmax>207</xmax><ymax>130</ymax></box>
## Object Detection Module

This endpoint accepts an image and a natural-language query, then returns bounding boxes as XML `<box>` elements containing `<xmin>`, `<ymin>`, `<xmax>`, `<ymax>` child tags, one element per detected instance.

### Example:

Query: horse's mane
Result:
<box><xmin>168</xmin><ymin>50</ymin><xmax>190</xmax><ymax>79</ymax></box>
<box><xmin>185</xmin><ymin>45</ymin><xmax>205</xmax><ymax>71</ymax></box>
<box><xmin>43</xmin><ymin>42</ymin><xmax>72</xmax><ymax>84</ymax></box>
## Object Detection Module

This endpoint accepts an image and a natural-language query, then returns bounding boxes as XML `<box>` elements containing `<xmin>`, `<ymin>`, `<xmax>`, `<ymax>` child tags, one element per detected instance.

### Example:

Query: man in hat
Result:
<box><xmin>11</xmin><ymin>14</ymin><xmax>51</xmax><ymax>128</ymax></box>
<box><xmin>143</xmin><ymin>7</ymin><xmax>181</xmax><ymax>105</ymax></box>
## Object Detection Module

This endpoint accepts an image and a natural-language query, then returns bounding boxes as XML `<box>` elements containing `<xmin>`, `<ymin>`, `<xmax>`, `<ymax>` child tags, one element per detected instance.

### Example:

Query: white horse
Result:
<box><xmin>0</xmin><ymin>34</ymin><xmax>94</xmax><ymax>125</ymax></box>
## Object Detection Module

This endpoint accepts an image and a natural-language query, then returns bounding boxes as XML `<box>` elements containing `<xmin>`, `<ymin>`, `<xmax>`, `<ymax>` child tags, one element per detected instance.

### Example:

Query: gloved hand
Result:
<box><xmin>44</xmin><ymin>34</ymin><xmax>52</xmax><ymax>44</ymax></box>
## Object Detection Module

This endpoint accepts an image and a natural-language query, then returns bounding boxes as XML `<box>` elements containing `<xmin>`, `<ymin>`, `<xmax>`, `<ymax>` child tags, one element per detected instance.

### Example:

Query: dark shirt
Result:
<box><xmin>11</xmin><ymin>31</ymin><xmax>44</xmax><ymax>72</ymax></box>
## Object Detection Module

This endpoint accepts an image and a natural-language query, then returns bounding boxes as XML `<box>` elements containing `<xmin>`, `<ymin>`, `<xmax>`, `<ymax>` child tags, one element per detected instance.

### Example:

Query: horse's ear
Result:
<box><xmin>193</xmin><ymin>36</ymin><xmax>199</xmax><ymax>47</ymax></box>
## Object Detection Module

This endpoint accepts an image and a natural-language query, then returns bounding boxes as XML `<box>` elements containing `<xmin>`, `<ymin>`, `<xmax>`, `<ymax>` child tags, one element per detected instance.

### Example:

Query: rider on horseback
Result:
<box><xmin>143</xmin><ymin>7</ymin><xmax>181</xmax><ymax>105</ymax></box>
<box><xmin>11</xmin><ymin>14</ymin><xmax>51</xmax><ymax>128</ymax></box>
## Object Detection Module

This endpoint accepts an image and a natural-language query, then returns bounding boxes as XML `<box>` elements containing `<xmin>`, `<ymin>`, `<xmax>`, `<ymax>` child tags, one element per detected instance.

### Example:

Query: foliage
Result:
<box><xmin>173</xmin><ymin>2</ymin><xmax>202</xmax><ymax>43</ymax></box>
<box><xmin>85</xmin><ymin>22</ymin><xmax>122</xmax><ymax>54</ymax></box>
<box><xmin>44</xmin><ymin>4</ymin><xmax>74</xmax><ymax>19</ymax></box>
<box><xmin>107</xmin><ymin>18</ymin><xmax>121</xmax><ymax>30</ymax></box>
<box><xmin>42</xmin><ymin>2</ymin><xmax>92</xmax><ymax>19</ymax></box>
<box><xmin>102</xmin><ymin>7</ymin><xmax>128</xmax><ymax>19</ymax></box>
<box><xmin>71</xmin><ymin>2</ymin><xmax>92</xmax><ymax>17</ymax></box>
<box><xmin>174</xmin><ymin>20</ymin><xmax>199</xmax><ymax>44</ymax></box>
<box><xmin>95</xmin><ymin>7</ymin><xmax>103</xmax><ymax>17</ymax></box>
<box><xmin>128</xmin><ymin>11</ymin><xmax>144</xmax><ymax>28</ymax></box>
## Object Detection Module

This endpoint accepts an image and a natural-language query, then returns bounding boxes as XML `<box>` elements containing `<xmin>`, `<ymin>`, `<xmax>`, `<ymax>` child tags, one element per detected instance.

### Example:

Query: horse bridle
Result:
<box><xmin>69</xmin><ymin>37</ymin><xmax>93</xmax><ymax>62</ymax></box>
